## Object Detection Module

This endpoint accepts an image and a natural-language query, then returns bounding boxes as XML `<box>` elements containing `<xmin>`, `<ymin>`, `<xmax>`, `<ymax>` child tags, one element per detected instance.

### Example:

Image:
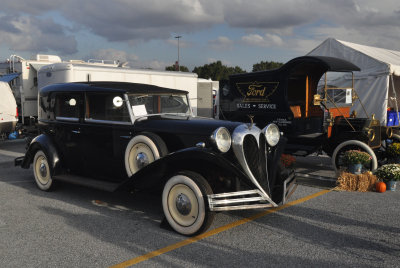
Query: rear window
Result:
<box><xmin>54</xmin><ymin>93</ymin><xmax>81</xmax><ymax>120</ymax></box>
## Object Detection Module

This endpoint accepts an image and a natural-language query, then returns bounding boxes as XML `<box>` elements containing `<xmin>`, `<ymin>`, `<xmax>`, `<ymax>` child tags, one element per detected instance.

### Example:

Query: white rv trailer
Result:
<box><xmin>197</xmin><ymin>78</ymin><xmax>219</xmax><ymax>118</ymax></box>
<box><xmin>0</xmin><ymin>82</ymin><xmax>18</xmax><ymax>136</ymax></box>
<box><xmin>0</xmin><ymin>55</ymin><xmax>62</xmax><ymax>124</ymax></box>
<box><xmin>38</xmin><ymin>62</ymin><xmax>202</xmax><ymax>115</ymax></box>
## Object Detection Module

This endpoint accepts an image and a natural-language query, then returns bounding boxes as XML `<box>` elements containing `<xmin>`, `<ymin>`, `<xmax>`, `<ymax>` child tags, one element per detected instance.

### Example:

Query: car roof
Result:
<box><xmin>39</xmin><ymin>81</ymin><xmax>189</xmax><ymax>96</ymax></box>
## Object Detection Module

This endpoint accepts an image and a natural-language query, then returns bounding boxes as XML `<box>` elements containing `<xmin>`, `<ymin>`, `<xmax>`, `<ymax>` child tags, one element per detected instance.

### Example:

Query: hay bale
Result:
<box><xmin>336</xmin><ymin>172</ymin><xmax>377</xmax><ymax>192</ymax></box>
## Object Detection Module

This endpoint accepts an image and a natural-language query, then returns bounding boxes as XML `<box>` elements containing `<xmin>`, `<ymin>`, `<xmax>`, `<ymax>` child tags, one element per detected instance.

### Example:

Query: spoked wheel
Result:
<box><xmin>332</xmin><ymin>140</ymin><xmax>378</xmax><ymax>174</ymax></box>
<box><xmin>162</xmin><ymin>171</ymin><xmax>214</xmax><ymax>236</ymax></box>
<box><xmin>33</xmin><ymin>150</ymin><xmax>55</xmax><ymax>191</ymax></box>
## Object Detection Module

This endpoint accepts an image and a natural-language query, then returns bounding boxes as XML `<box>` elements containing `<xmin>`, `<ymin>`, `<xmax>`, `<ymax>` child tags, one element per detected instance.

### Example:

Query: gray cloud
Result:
<box><xmin>85</xmin><ymin>48</ymin><xmax>139</xmax><ymax>62</ymax></box>
<box><xmin>0</xmin><ymin>15</ymin><xmax>77</xmax><ymax>55</ymax></box>
<box><xmin>0</xmin><ymin>0</ymin><xmax>399</xmax><ymax>56</ymax></box>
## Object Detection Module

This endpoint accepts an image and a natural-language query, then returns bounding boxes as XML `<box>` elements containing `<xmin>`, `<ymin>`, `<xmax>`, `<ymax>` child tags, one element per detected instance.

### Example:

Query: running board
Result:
<box><xmin>53</xmin><ymin>174</ymin><xmax>121</xmax><ymax>192</ymax></box>
<box><xmin>207</xmin><ymin>190</ymin><xmax>277</xmax><ymax>212</ymax></box>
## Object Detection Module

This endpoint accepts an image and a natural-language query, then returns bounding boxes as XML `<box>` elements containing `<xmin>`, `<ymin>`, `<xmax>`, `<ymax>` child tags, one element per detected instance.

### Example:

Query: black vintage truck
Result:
<box><xmin>219</xmin><ymin>56</ymin><xmax>396</xmax><ymax>172</ymax></box>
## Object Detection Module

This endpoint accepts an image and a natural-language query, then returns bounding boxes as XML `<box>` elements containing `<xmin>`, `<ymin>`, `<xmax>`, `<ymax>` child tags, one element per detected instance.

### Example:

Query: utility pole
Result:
<box><xmin>175</xmin><ymin>35</ymin><xmax>182</xmax><ymax>71</ymax></box>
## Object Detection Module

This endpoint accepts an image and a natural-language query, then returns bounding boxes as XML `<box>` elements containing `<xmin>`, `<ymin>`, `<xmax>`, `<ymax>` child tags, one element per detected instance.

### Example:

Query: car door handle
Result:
<box><xmin>71</xmin><ymin>130</ymin><xmax>80</xmax><ymax>134</ymax></box>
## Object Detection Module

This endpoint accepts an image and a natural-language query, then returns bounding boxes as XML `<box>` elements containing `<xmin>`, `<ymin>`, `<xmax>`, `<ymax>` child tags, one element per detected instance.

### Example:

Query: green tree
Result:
<box><xmin>252</xmin><ymin>60</ymin><xmax>284</xmax><ymax>72</ymax></box>
<box><xmin>192</xmin><ymin>61</ymin><xmax>246</xmax><ymax>81</ymax></box>
<box><xmin>165</xmin><ymin>65</ymin><xmax>189</xmax><ymax>72</ymax></box>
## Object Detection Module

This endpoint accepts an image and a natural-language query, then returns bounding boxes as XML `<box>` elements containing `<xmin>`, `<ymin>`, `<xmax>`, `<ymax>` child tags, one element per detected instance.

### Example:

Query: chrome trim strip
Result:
<box><xmin>208</xmin><ymin>189</ymin><xmax>277</xmax><ymax>212</ymax></box>
<box><xmin>231</xmin><ymin>124</ymin><xmax>277</xmax><ymax>206</ymax></box>
<box><xmin>55</xmin><ymin>116</ymin><xmax>79</xmax><ymax>122</ymax></box>
<box><xmin>210</xmin><ymin>196</ymin><xmax>266</xmax><ymax>206</ymax></box>
<box><xmin>84</xmin><ymin>119</ymin><xmax>132</xmax><ymax>125</ymax></box>
<box><xmin>210</xmin><ymin>204</ymin><xmax>275</xmax><ymax>212</ymax></box>
<box><xmin>209</xmin><ymin>189</ymin><xmax>262</xmax><ymax>198</ymax></box>
<box><xmin>282</xmin><ymin>171</ymin><xmax>297</xmax><ymax>204</ymax></box>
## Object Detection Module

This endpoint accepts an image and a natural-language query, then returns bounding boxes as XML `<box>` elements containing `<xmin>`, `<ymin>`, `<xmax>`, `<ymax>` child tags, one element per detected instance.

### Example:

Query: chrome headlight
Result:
<box><xmin>263</xmin><ymin>123</ymin><xmax>280</xmax><ymax>147</ymax></box>
<box><xmin>211</xmin><ymin>127</ymin><xmax>232</xmax><ymax>153</ymax></box>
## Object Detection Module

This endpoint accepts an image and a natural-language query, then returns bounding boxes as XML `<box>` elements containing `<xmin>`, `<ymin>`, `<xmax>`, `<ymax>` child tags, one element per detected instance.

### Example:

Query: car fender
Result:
<box><xmin>21</xmin><ymin>134</ymin><xmax>61</xmax><ymax>174</ymax></box>
<box><xmin>123</xmin><ymin>147</ymin><xmax>251</xmax><ymax>191</ymax></box>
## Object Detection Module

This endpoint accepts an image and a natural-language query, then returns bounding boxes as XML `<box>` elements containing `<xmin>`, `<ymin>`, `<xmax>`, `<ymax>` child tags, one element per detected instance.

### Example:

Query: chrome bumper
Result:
<box><xmin>208</xmin><ymin>171</ymin><xmax>297</xmax><ymax>212</ymax></box>
<box><xmin>283</xmin><ymin>170</ymin><xmax>297</xmax><ymax>204</ymax></box>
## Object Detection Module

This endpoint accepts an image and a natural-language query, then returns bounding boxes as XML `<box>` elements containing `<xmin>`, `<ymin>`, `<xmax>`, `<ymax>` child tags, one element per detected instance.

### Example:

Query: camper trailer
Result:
<box><xmin>38</xmin><ymin>62</ymin><xmax>202</xmax><ymax>115</ymax></box>
<box><xmin>1</xmin><ymin>54</ymin><xmax>215</xmax><ymax>122</ymax></box>
<box><xmin>0</xmin><ymin>82</ymin><xmax>18</xmax><ymax>137</ymax></box>
<box><xmin>0</xmin><ymin>55</ymin><xmax>62</xmax><ymax>124</ymax></box>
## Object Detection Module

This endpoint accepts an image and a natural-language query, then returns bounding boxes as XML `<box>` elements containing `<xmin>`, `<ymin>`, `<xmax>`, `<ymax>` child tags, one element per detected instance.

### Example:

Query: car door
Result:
<box><xmin>81</xmin><ymin>92</ymin><xmax>132</xmax><ymax>181</ymax></box>
<box><xmin>52</xmin><ymin>92</ymin><xmax>85</xmax><ymax>174</ymax></box>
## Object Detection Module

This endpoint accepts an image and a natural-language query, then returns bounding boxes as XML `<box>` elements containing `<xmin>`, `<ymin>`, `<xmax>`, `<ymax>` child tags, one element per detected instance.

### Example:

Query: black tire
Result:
<box><xmin>124</xmin><ymin>132</ymin><xmax>168</xmax><ymax>177</ymax></box>
<box><xmin>162</xmin><ymin>171</ymin><xmax>215</xmax><ymax>236</ymax></box>
<box><xmin>33</xmin><ymin>150</ymin><xmax>56</xmax><ymax>191</ymax></box>
<box><xmin>332</xmin><ymin>140</ymin><xmax>378</xmax><ymax>173</ymax></box>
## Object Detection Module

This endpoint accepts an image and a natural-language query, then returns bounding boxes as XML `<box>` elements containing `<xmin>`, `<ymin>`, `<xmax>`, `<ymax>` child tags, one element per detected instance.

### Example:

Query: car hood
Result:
<box><xmin>133</xmin><ymin>115</ymin><xmax>244</xmax><ymax>136</ymax></box>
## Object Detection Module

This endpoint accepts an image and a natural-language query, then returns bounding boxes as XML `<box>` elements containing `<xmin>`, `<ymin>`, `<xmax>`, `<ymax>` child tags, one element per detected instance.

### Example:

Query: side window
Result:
<box><xmin>55</xmin><ymin>93</ymin><xmax>81</xmax><ymax>120</ymax></box>
<box><xmin>86</xmin><ymin>93</ymin><xmax>130</xmax><ymax>122</ymax></box>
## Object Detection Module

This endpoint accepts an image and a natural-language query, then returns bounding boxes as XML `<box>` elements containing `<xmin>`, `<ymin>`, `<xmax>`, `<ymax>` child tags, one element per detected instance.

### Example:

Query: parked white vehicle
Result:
<box><xmin>0</xmin><ymin>55</ymin><xmax>62</xmax><ymax>124</ymax></box>
<box><xmin>0</xmin><ymin>82</ymin><xmax>18</xmax><ymax>135</ymax></box>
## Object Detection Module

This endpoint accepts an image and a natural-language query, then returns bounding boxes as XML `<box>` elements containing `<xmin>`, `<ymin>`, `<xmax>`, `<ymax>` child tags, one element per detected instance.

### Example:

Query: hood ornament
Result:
<box><xmin>248</xmin><ymin>115</ymin><xmax>254</xmax><ymax>129</ymax></box>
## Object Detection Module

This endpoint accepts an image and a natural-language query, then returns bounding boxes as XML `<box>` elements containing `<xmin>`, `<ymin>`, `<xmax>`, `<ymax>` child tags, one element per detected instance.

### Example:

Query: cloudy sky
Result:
<box><xmin>0</xmin><ymin>0</ymin><xmax>399</xmax><ymax>71</ymax></box>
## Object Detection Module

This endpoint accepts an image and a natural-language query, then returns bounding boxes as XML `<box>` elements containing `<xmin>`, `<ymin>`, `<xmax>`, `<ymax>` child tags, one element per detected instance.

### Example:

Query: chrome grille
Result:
<box><xmin>243</xmin><ymin>135</ymin><xmax>261</xmax><ymax>178</ymax></box>
<box><xmin>231</xmin><ymin>124</ymin><xmax>273</xmax><ymax>202</ymax></box>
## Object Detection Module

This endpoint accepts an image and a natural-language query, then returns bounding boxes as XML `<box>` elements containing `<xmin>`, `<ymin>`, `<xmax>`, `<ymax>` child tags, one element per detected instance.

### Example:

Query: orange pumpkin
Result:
<box><xmin>376</xmin><ymin>182</ymin><xmax>386</xmax><ymax>193</ymax></box>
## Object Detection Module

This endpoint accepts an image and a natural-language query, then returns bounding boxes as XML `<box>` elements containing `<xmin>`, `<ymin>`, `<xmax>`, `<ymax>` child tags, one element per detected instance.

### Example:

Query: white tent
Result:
<box><xmin>307</xmin><ymin>38</ymin><xmax>400</xmax><ymax>126</ymax></box>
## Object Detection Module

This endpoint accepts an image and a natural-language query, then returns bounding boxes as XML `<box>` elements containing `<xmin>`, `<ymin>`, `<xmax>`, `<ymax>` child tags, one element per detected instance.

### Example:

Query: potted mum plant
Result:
<box><xmin>387</xmin><ymin>142</ymin><xmax>400</xmax><ymax>163</ymax></box>
<box><xmin>342</xmin><ymin>150</ymin><xmax>372</xmax><ymax>174</ymax></box>
<box><xmin>374</xmin><ymin>164</ymin><xmax>400</xmax><ymax>191</ymax></box>
<box><xmin>280</xmin><ymin>154</ymin><xmax>296</xmax><ymax>168</ymax></box>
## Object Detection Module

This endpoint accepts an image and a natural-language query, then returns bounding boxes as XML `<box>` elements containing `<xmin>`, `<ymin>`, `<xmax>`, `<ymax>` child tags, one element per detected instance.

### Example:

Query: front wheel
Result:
<box><xmin>162</xmin><ymin>171</ymin><xmax>214</xmax><ymax>236</ymax></box>
<box><xmin>332</xmin><ymin>140</ymin><xmax>378</xmax><ymax>174</ymax></box>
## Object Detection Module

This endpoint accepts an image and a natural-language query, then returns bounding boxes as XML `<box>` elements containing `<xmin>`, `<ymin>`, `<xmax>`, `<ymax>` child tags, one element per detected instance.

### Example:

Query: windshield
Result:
<box><xmin>128</xmin><ymin>94</ymin><xmax>190</xmax><ymax>117</ymax></box>
<box><xmin>317</xmin><ymin>71</ymin><xmax>354</xmax><ymax>107</ymax></box>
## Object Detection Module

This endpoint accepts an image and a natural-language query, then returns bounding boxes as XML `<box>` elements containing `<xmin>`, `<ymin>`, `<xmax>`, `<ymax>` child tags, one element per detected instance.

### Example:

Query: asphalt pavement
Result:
<box><xmin>0</xmin><ymin>139</ymin><xmax>399</xmax><ymax>268</ymax></box>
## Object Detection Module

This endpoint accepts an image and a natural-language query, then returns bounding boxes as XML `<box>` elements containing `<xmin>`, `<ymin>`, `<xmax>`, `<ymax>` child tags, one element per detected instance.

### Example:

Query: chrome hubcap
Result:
<box><xmin>176</xmin><ymin>193</ymin><xmax>192</xmax><ymax>215</ymax></box>
<box><xmin>39</xmin><ymin>162</ymin><xmax>47</xmax><ymax>178</ymax></box>
<box><xmin>136</xmin><ymin>152</ymin><xmax>149</xmax><ymax>169</ymax></box>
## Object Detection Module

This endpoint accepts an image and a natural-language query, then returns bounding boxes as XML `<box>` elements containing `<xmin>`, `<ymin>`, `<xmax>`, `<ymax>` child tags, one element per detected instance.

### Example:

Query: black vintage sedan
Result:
<box><xmin>16</xmin><ymin>82</ymin><xmax>296</xmax><ymax>236</ymax></box>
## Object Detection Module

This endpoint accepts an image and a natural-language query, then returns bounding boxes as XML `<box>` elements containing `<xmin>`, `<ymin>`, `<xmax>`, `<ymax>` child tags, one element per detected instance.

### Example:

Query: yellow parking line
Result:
<box><xmin>110</xmin><ymin>189</ymin><xmax>331</xmax><ymax>268</ymax></box>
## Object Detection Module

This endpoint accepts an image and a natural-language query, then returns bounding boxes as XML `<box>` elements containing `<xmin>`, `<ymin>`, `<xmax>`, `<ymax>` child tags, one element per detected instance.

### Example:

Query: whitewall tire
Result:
<box><xmin>33</xmin><ymin>150</ymin><xmax>55</xmax><ymax>191</ymax></box>
<box><xmin>124</xmin><ymin>133</ymin><xmax>167</xmax><ymax>177</ymax></box>
<box><xmin>162</xmin><ymin>171</ymin><xmax>214</xmax><ymax>236</ymax></box>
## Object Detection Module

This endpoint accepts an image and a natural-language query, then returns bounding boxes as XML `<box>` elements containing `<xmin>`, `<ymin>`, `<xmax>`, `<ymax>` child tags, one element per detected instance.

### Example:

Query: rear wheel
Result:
<box><xmin>33</xmin><ymin>150</ymin><xmax>55</xmax><ymax>191</ymax></box>
<box><xmin>162</xmin><ymin>171</ymin><xmax>214</xmax><ymax>236</ymax></box>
